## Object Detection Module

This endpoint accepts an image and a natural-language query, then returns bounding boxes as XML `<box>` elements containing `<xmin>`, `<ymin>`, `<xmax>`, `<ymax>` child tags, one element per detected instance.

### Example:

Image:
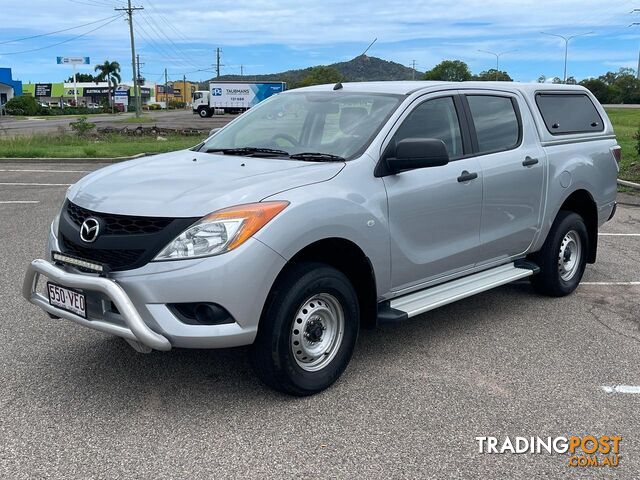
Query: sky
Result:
<box><xmin>2</xmin><ymin>0</ymin><xmax>640</xmax><ymax>85</ymax></box>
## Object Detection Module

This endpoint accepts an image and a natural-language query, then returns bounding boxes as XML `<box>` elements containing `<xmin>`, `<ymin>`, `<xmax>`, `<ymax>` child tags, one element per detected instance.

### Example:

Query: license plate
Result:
<box><xmin>47</xmin><ymin>282</ymin><xmax>86</xmax><ymax>318</ymax></box>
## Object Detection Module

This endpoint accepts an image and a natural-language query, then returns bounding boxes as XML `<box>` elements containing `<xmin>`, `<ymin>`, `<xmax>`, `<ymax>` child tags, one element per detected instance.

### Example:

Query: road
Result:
<box><xmin>0</xmin><ymin>110</ymin><xmax>234</xmax><ymax>137</ymax></box>
<box><xmin>1</xmin><ymin>163</ymin><xmax>639</xmax><ymax>478</ymax></box>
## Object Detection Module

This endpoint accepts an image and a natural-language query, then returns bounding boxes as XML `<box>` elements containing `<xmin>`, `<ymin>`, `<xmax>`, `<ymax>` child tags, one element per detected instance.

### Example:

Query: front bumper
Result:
<box><xmin>24</xmin><ymin>233</ymin><xmax>288</xmax><ymax>351</ymax></box>
<box><xmin>23</xmin><ymin>259</ymin><xmax>172</xmax><ymax>351</ymax></box>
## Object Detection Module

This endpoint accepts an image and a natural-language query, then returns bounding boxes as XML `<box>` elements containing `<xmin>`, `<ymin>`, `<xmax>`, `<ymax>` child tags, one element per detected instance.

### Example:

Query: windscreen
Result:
<box><xmin>200</xmin><ymin>91</ymin><xmax>403</xmax><ymax>159</ymax></box>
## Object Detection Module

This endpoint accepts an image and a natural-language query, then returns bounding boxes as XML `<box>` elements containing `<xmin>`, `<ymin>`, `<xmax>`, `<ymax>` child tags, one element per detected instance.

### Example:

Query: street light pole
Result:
<box><xmin>540</xmin><ymin>31</ymin><xmax>593</xmax><ymax>83</ymax></box>
<box><xmin>477</xmin><ymin>50</ymin><xmax>517</xmax><ymax>79</ymax></box>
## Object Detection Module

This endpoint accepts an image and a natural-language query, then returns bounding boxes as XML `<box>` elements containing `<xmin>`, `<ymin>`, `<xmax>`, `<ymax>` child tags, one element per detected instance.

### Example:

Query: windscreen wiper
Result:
<box><xmin>289</xmin><ymin>152</ymin><xmax>346</xmax><ymax>162</ymax></box>
<box><xmin>205</xmin><ymin>147</ymin><xmax>290</xmax><ymax>157</ymax></box>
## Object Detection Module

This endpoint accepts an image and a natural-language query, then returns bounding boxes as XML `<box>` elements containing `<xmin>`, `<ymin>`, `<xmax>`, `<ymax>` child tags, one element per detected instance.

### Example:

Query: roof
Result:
<box><xmin>292</xmin><ymin>81</ymin><xmax>589</xmax><ymax>96</ymax></box>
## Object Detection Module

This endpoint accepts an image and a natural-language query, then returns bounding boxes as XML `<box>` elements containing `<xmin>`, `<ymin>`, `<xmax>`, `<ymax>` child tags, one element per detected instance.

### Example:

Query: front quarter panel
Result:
<box><xmin>257</xmin><ymin>159</ymin><xmax>391</xmax><ymax>299</ymax></box>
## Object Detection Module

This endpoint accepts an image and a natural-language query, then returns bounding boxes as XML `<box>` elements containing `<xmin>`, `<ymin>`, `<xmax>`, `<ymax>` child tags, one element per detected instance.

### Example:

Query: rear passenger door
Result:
<box><xmin>460</xmin><ymin>92</ymin><xmax>545</xmax><ymax>264</ymax></box>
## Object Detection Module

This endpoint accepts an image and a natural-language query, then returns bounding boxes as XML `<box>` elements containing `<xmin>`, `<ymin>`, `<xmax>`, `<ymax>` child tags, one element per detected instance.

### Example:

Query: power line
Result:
<box><xmin>0</xmin><ymin>15</ymin><xmax>123</xmax><ymax>55</ymax></box>
<box><xmin>138</xmin><ymin>10</ymin><xmax>202</xmax><ymax>69</ymax></box>
<box><xmin>0</xmin><ymin>14</ymin><xmax>122</xmax><ymax>46</ymax></box>
<box><xmin>67</xmin><ymin>0</ymin><xmax>126</xmax><ymax>7</ymax></box>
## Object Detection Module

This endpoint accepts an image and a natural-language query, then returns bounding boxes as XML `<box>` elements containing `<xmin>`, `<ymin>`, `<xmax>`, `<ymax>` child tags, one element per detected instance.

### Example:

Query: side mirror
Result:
<box><xmin>381</xmin><ymin>138</ymin><xmax>450</xmax><ymax>175</ymax></box>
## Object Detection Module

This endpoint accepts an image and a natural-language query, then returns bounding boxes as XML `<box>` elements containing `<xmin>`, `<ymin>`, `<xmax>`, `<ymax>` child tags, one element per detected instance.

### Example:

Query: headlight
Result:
<box><xmin>154</xmin><ymin>201</ymin><xmax>289</xmax><ymax>261</ymax></box>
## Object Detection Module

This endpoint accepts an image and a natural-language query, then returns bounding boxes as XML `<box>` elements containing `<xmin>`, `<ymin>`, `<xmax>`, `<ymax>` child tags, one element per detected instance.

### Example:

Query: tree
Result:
<box><xmin>537</xmin><ymin>75</ymin><xmax>547</xmax><ymax>83</ymax></box>
<box><xmin>611</xmin><ymin>74</ymin><xmax>640</xmax><ymax>104</ymax></box>
<box><xmin>297</xmin><ymin>66</ymin><xmax>343</xmax><ymax>88</ymax></box>
<box><xmin>565</xmin><ymin>76</ymin><xmax>577</xmax><ymax>85</ymax></box>
<box><xmin>3</xmin><ymin>95</ymin><xmax>40</xmax><ymax>116</ymax></box>
<box><xmin>66</xmin><ymin>73</ymin><xmax>96</xmax><ymax>83</ymax></box>
<box><xmin>424</xmin><ymin>60</ymin><xmax>472</xmax><ymax>82</ymax></box>
<box><xmin>94</xmin><ymin>60</ymin><xmax>121</xmax><ymax>113</ymax></box>
<box><xmin>551</xmin><ymin>77</ymin><xmax>563</xmax><ymax>84</ymax></box>
<box><xmin>474</xmin><ymin>69</ymin><xmax>513</xmax><ymax>81</ymax></box>
<box><xmin>579</xmin><ymin>78</ymin><xmax>613</xmax><ymax>104</ymax></box>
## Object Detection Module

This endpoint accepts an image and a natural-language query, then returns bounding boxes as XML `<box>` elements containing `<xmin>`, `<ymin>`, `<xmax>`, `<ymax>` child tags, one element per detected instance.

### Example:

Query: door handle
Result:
<box><xmin>457</xmin><ymin>170</ymin><xmax>478</xmax><ymax>183</ymax></box>
<box><xmin>522</xmin><ymin>156</ymin><xmax>539</xmax><ymax>167</ymax></box>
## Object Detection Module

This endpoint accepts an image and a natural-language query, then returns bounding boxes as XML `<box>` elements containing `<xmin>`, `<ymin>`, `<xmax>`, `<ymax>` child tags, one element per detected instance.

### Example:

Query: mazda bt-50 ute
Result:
<box><xmin>24</xmin><ymin>81</ymin><xmax>619</xmax><ymax>395</ymax></box>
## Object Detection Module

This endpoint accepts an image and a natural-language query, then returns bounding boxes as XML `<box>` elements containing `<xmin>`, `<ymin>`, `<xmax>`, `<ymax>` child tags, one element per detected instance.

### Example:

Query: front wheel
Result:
<box><xmin>198</xmin><ymin>107</ymin><xmax>210</xmax><ymax>118</ymax></box>
<box><xmin>249</xmin><ymin>262</ymin><xmax>359</xmax><ymax>396</ymax></box>
<box><xmin>530</xmin><ymin>211</ymin><xmax>589</xmax><ymax>297</ymax></box>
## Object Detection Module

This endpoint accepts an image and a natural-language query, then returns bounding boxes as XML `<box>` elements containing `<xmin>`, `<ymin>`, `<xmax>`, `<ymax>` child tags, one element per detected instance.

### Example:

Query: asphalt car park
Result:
<box><xmin>1</xmin><ymin>163</ymin><xmax>639</xmax><ymax>478</ymax></box>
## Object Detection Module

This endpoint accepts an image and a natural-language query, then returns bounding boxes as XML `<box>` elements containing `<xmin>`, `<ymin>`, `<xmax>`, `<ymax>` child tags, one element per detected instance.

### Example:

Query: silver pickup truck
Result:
<box><xmin>24</xmin><ymin>81</ymin><xmax>619</xmax><ymax>395</ymax></box>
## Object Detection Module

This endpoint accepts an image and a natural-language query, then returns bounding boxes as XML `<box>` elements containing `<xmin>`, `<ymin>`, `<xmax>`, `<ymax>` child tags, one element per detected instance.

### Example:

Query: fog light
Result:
<box><xmin>168</xmin><ymin>302</ymin><xmax>234</xmax><ymax>325</ymax></box>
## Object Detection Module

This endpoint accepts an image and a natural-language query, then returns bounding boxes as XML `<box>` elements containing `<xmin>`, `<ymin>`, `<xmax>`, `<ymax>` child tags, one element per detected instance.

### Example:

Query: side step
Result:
<box><xmin>387</xmin><ymin>262</ymin><xmax>537</xmax><ymax>319</ymax></box>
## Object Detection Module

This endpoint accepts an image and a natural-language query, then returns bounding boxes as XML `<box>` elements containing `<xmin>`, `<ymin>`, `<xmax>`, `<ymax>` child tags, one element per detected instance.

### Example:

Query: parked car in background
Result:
<box><xmin>24</xmin><ymin>81</ymin><xmax>619</xmax><ymax>395</ymax></box>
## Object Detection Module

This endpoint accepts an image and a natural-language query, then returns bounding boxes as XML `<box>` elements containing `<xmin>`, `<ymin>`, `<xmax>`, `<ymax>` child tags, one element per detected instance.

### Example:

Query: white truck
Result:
<box><xmin>192</xmin><ymin>81</ymin><xmax>286</xmax><ymax>117</ymax></box>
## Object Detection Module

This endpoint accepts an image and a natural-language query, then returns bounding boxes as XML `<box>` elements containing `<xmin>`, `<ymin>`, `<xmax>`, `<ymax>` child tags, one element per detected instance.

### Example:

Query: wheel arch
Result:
<box><xmin>554</xmin><ymin>188</ymin><xmax>598</xmax><ymax>263</ymax></box>
<box><xmin>266</xmin><ymin>237</ymin><xmax>378</xmax><ymax>329</ymax></box>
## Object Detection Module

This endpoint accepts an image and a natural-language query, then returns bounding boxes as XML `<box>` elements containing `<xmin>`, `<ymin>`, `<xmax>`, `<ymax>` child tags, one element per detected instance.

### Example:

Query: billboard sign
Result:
<box><xmin>34</xmin><ymin>83</ymin><xmax>52</xmax><ymax>97</ymax></box>
<box><xmin>57</xmin><ymin>57</ymin><xmax>90</xmax><ymax>65</ymax></box>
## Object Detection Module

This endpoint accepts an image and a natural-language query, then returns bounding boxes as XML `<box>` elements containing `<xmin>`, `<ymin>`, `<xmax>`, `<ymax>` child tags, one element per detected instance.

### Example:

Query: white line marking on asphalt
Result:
<box><xmin>0</xmin><ymin>169</ymin><xmax>88</xmax><ymax>173</ymax></box>
<box><xmin>599</xmin><ymin>233</ymin><xmax>640</xmax><ymax>236</ymax></box>
<box><xmin>0</xmin><ymin>182</ymin><xmax>71</xmax><ymax>186</ymax></box>
<box><xmin>601</xmin><ymin>386</ymin><xmax>640</xmax><ymax>394</ymax></box>
<box><xmin>582</xmin><ymin>282</ymin><xmax>640</xmax><ymax>285</ymax></box>
<box><xmin>0</xmin><ymin>200</ymin><xmax>39</xmax><ymax>204</ymax></box>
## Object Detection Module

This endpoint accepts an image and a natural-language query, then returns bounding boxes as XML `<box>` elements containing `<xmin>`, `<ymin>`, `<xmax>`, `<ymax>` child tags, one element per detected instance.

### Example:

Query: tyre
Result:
<box><xmin>249</xmin><ymin>262</ymin><xmax>359</xmax><ymax>396</ymax></box>
<box><xmin>198</xmin><ymin>107</ymin><xmax>210</xmax><ymax>118</ymax></box>
<box><xmin>530</xmin><ymin>210</ymin><xmax>589</xmax><ymax>297</ymax></box>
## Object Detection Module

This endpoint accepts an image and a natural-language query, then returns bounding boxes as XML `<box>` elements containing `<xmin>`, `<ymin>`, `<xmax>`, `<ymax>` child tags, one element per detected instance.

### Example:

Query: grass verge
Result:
<box><xmin>605</xmin><ymin>108</ymin><xmax>640</xmax><ymax>183</ymax></box>
<box><xmin>115</xmin><ymin>115</ymin><xmax>155</xmax><ymax>124</ymax></box>
<box><xmin>0</xmin><ymin>133</ymin><xmax>199</xmax><ymax>158</ymax></box>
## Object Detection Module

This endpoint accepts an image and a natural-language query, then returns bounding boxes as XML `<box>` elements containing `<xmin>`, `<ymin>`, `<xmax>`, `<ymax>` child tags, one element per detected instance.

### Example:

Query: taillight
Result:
<box><xmin>611</xmin><ymin>146</ymin><xmax>621</xmax><ymax>164</ymax></box>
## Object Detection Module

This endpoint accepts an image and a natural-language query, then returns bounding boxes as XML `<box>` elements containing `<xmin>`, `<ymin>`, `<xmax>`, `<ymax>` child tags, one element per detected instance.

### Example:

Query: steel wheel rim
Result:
<box><xmin>558</xmin><ymin>230</ymin><xmax>582</xmax><ymax>281</ymax></box>
<box><xmin>290</xmin><ymin>293</ymin><xmax>345</xmax><ymax>372</ymax></box>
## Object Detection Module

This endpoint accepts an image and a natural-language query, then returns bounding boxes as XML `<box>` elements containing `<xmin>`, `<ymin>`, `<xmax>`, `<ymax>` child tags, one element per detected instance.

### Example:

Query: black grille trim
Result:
<box><xmin>66</xmin><ymin>201</ymin><xmax>173</xmax><ymax>235</ymax></box>
<box><xmin>58</xmin><ymin>200</ymin><xmax>199</xmax><ymax>272</ymax></box>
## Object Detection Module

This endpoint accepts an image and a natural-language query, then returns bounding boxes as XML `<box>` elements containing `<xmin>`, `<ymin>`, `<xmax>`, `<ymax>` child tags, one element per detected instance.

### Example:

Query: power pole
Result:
<box><xmin>240</xmin><ymin>65</ymin><xmax>244</xmax><ymax>77</ymax></box>
<box><xmin>115</xmin><ymin>0</ymin><xmax>144</xmax><ymax>117</ymax></box>
<box><xmin>183</xmin><ymin>74</ymin><xmax>187</xmax><ymax>104</ymax></box>
<box><xmin>164</xmin><ymin>68</ymin><xmax>168</xmax><ymax>103</ymax></box>
<box><xmin>411</xmin><ymin>60</ymin><xmax>417</xmax><ymax>80</ymax></box>
<box><xmin>216</xmin><ymin>48</ymin><xmax>221</xmax><ymax>78</ymax></box>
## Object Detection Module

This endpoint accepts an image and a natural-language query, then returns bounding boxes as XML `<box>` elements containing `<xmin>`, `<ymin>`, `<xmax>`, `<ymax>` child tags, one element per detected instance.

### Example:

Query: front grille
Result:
<box><xmin>61</xmin><ymin>234</ymin><xmax>144</xmax><ymax>271</ymax></box>
<box><xmin>58</xmin><ymin>201</ymin><xmax>198</xmax><ymax>272</ymax></box>
<box><xmin>66</xmin><ymin>201</ymin><xmax>173</xmax><ymax>235</ymax></box>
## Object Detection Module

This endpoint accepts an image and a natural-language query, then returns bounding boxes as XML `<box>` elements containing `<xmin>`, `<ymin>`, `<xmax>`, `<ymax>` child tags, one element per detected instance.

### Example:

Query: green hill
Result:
<box><xmin>205</xmin><ymin>55</ymin><xmax>419</xmax><ymax>86</ymax></box>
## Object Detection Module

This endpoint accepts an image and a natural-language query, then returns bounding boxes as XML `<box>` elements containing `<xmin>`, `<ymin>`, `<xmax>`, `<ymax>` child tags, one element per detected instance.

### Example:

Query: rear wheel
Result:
<box><xmin>249</xmin><ymin>262</ymin><xmax>359</xmax><ymax>396</ymax></box>
<box><xmin>530</xmin><ymin>211</ymin><xmax>589</xmax><ymax>297</ymax></box>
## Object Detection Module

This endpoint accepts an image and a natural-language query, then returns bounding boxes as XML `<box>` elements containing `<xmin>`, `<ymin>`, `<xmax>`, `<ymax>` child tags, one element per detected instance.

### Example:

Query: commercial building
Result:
<box><xmin>22</xmin><ymin>81</ymin><xmax>156</xmax><ymax>110</ymax></box>
<box><xmin>155</xmin><ymin>80</ymin><xmax>197</xmax><ymax>104</ymax></box>
<box><xmin>0</xmin><ymin>68</ymin><xmax>23</xmax><ymax>105</ymax></box>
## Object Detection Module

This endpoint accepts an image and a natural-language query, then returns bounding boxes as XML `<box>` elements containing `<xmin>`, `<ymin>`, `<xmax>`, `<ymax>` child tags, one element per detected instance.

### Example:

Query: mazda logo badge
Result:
<box><xmin>80</xmin><ymin>217</ymin><xmax>100</xmax><ymax>243</ymax></box>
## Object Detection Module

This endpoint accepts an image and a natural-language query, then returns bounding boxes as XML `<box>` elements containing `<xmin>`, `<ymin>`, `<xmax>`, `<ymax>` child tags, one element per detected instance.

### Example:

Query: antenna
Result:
<box><xmin>361</xmin><ymin>38</ymin><xmax>377</xmax><ymax>57</ymax></box>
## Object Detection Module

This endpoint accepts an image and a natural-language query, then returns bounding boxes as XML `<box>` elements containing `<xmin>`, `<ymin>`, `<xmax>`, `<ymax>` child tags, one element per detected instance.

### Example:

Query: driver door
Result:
<box><xmin>382</xmin><ymin>94</ymin><xmax>484</xmax><ymax>292</ymax></box>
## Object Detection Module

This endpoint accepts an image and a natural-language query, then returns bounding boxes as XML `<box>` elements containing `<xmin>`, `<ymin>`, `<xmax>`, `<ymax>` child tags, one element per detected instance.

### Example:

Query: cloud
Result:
<box><xmin>1</xmin><ymin>0</ymin><xmax>637</xmax><ymax>82</ymax></box>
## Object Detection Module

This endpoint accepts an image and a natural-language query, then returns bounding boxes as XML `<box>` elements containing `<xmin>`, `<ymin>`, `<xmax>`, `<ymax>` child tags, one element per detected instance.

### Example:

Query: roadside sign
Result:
<box><xmin>114</xmin><ymin>89</ymin><xmax>129</xmax><ymax>105</ymax></box>
<box><xmin>35</xmin><ymin>83</ymin><xmax>52</xmax><ymax>97</ymax></box>
<box><xmin>56</xmin><ymin>57</ymin><xmax>90</xmax><ymax>65</ymax></box>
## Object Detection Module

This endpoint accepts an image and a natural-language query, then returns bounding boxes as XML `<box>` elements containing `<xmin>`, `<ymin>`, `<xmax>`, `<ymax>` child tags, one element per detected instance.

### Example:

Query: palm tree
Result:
<box><xmin>94</xmin><ymin>60</ymin><xmax>121</xmax><ymax>113</ymax></box>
